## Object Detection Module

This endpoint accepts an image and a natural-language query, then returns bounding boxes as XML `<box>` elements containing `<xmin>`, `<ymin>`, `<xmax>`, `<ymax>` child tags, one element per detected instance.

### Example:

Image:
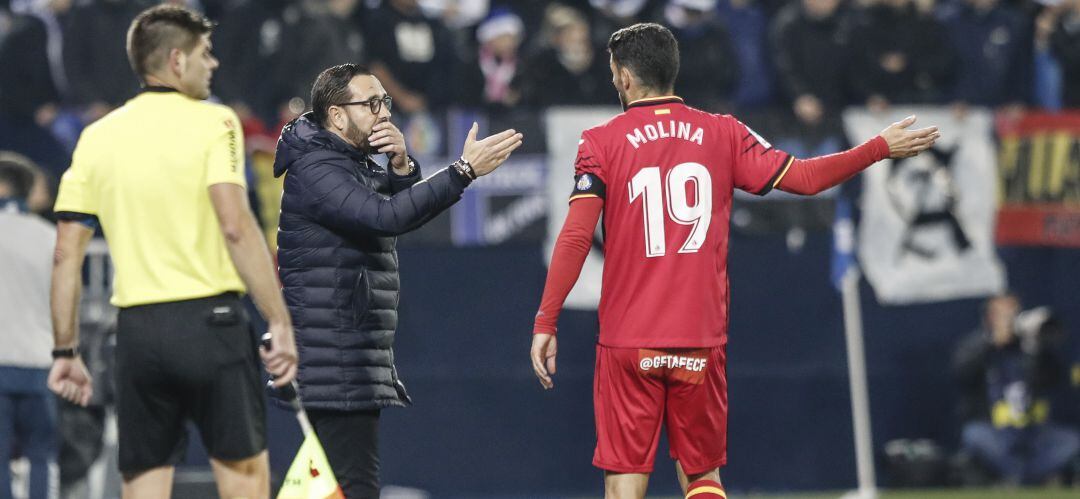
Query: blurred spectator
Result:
<box><xmin>419</xmin><ymin>0</ymin><xmax>488</xmax><ymax>29</ymax></box>
<box><xmin>0</xmin><ymin>2</ymin><xmax>11</xmax><ymax>38</ymax></box>
<box><xmin>365</xmin><ymin>0</ymin><xmax>455</xmax><ymax>113</ymax></box>
<box><xmin>717</xmin><ymin>0</ymin><xmax>774</xmax><ymax>109</ymax></box>
<box><xmin>954</xmin><ymin>294</ymin><xmax>1080</xmax><ymax>485</ymax></box>
<box><xmin>62</xmin><ymin>0</ymin><xmax>143</xmax><ymax>124</ymax></box>
<box><xmin>0</xmin><ymin>152</ymin><xmax>57</xmax><ymax>499</ymax></box>
<box><xmin>847</xmin><ymin>0</ymin><xmax>953</xmax><ymax>109</ymax></box>
<box><xmin>937</xmin><ymin>0</ymin><xmax>1032</xmax><ymax>107</ymax></box>
<box><xmin>0</xmin><ymin>0</ymin><xmax>71</xmax><ymax>178</ymax></box>
<box><xmin>1032</xmin><ymin>1</ymin><xmax>1064</xmax><ymax>110</ymax></box>
<box><xmin>1049</xmin><ymin>0</ymin><xmax>1080</xmax><ymax>107</ymax></box>
<box><xmin>269</xmin><ymin>0</ymin><xmax>366</xmax><ymax>124</ymax></box>
<box><xmin>0</xmin><ymin>0</ymin><xmax>67</xmax><ymax>125</ymax></box>
<box><xmin>461</xmin><ymin>8</ymin><xmax>524</xmax><ymax>109</ymax></box>
<box><xmin>212</xmin><ymin>0</ymin><xmax>297</xmax><ymax>124</ymax></box>
<box><xmin>664</xmin><ymin>0</ymin><xmax>739</xmax><ymax>112</ymax></box>
<box><xmin>589</xmin><ymin>0</ymin><xmax>656</xmax><ymax>46</ymax></box>
<box><xmin>770</xmin><ymin>0</ymin><xmax>851</xmax><ymax>126</ymax></box>
<box><xmin>519</xmin><ymin>4</ymin><xmax>612</xmax><ymax>107</ymax></box>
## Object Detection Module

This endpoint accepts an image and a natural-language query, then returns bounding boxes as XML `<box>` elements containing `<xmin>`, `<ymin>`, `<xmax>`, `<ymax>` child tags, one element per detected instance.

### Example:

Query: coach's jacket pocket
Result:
<box><xmin>352</xmin><ymin>269</ymin><xmax>372</xmax><ymax>327</ymax></box>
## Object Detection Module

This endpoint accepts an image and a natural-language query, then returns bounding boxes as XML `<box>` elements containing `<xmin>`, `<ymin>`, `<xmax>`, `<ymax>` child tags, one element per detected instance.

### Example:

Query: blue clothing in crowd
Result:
<box><xmin>937</xmin><ymin>1</ymin><xmax>1032</xmax><ymax>106</ymax></box>
<box><xmin>718</xmin><ymin>0</ymin><xmax>774</xmax><ymax>109</ymax></box>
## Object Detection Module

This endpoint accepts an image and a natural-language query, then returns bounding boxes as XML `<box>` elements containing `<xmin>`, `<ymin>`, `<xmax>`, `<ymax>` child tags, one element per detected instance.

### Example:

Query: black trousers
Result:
<box><xmin>307</xmin><ymin>409</ymin><xmax>381</xmax><ymax>499</ymax></box>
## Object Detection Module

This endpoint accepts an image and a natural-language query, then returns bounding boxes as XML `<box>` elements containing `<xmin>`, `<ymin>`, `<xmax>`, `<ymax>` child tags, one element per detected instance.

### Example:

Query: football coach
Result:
<box><xmin>273</xmin><ymin>63</ymin><xmax>523</xmax><ymax>497</ymax></box>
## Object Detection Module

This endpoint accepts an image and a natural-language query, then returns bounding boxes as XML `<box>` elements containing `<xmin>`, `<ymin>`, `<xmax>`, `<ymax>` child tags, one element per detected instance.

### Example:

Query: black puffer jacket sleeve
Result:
<box><xmin>295</xmin><ymin>156</ymin><xmax>471</xmax><ymax>238</ymax></box>
<box><xmin>388</xmin><ymin>155</ymin><xmax>424</xmax><ymax>194</ymax></box>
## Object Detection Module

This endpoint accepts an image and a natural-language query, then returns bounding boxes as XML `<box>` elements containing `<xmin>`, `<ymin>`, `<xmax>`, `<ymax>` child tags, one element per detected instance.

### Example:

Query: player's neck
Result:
<box><xmin>625</xmin><ymin>87</ymin><xmax>676</xmax><ymax>106</ymax></box>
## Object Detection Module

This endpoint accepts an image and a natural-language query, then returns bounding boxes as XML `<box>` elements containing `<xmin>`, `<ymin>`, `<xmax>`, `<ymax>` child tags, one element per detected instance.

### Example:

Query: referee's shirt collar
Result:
<box><xmin>141</xmin><ymin>85</ymin><xmax>180</xmax><ymax>94</ymax></box>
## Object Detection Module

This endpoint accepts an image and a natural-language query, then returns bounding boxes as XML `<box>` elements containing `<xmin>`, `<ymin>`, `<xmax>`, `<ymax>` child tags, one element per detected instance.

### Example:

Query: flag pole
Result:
<box><xmin>841</xmin><ymin>267</ymin><xmax>877</xmax><ymax>499</ymax></box>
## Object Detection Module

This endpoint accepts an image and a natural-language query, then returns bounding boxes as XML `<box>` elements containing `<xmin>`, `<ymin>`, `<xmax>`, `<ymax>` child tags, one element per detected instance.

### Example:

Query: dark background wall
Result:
<box><xmin>224</xmin><ymin>233</ymin><xmax>1078</xmax><ymax>497</ymax></box>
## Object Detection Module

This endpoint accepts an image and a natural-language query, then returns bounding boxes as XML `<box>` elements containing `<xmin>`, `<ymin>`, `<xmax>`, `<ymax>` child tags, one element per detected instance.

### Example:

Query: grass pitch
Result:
<box><xmin>733</xmin><ymin>488</ymin><xmax>1077</xmax><ymax>499</ymax></box>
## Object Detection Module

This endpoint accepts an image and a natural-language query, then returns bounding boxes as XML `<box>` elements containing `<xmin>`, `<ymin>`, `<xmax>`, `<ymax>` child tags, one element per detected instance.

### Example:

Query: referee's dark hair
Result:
<box><xmin>126</xmin><ymin>4</ymin><xmax>214</xmax><ymax>82</ymax></box>
<box><xmin>310</xmin><ymin>63</ymin><xmax>373</xmax><ymax>128</ymax></box>
<box><xmin>0</xmin><ymin>152</ymin><xmax>38</xmax><ymax>200</ymax></box>
<box><xmin>608</xmin><ymin>23</ymin><xmax>680</xmax><ymax>93</ymax></box>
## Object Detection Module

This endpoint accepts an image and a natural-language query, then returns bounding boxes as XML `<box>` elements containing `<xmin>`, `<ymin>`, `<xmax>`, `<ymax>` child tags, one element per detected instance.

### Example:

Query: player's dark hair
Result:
<box><xmin>126</xmin><ymin>5</ymin><xmax>214</xmax><ymax>82</ymax></box>
<box><xmin>607</xmin><ymin>23</ymin><xmax>680</xmax><ymax>93</ymax></box>
<box><xmin>0</xmin><ymin>153</ymin><xmax>38</xmax><ymax>200</ymax></box>
<box><xmin>310</xmin><ymin>63</ymin><xmax>373</xmax><ymax>127</ymax></box>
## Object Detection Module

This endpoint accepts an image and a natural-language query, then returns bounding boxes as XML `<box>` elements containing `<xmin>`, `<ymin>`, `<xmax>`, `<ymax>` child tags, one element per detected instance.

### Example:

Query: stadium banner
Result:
<box><xmin>843</xmin><ymin>107</ymin><xmax>1005</xmax><ymax>305</ymax></box>
<box><xmin>391</xmin><ymin>111</ymin><xmax>552</xmax><ymax>248</ymax></box>
<box><xmin>544</xmin><ymin>106</ymin><xmax>620</xmax><ymax>309</ymax></box>
<box><xmin>995</xmin><ymin>112</ymin><xmax>1080</xmax><ymax>247</ymax></box>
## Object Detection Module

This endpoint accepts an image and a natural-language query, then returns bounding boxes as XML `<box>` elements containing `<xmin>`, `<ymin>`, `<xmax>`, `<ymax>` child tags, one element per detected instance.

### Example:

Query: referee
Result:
<box><xmin>46</xmin><ymin>5</ymin><xmax>296</xmax><ymax>498</ymax></box>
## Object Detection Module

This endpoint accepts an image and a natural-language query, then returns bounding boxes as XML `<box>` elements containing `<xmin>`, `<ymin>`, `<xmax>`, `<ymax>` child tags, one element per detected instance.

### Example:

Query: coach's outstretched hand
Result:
<box><xmin>461</xmin><ymin>122</ymin><xmax>524</xmax><ymax>177</ymax></box>
<box><xmin>48</xmin><ymin>356</ymin><xmax>93</xmax><ymax>407</ymax></box>
<box><xmin>531</xmin><ymin>333</ymin><xmax>557</xmax><ymax>390</ymax></box>
<box><xmin>880</xmin><ymin>115</ymin><xmax>940</xmax><ymax>159</ymax></box>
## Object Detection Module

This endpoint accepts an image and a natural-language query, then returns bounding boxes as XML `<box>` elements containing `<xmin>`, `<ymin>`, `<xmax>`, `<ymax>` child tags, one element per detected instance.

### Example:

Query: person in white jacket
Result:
<box><xmin>0</xmin><ymin>152</ymin><xmax>56</xmax><ymax>499</ymax></box>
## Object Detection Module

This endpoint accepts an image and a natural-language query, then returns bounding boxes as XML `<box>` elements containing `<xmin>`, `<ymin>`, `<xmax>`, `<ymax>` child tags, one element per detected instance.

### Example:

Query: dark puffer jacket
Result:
<box><xmin>274</xmin><ymin>114</ymin><xmax>469</xmax><ymax>411</ymax></box>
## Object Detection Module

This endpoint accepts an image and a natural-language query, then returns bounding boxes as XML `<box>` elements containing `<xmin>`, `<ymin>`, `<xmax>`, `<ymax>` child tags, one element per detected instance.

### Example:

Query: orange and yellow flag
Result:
<box><xmin>277</xmin><ymin>433</ymin><xmax>344</xmax><ymax>499</ymax></box>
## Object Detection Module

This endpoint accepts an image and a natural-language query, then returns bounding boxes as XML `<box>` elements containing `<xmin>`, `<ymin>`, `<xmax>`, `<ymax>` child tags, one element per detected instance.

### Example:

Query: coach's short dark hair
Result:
<box><xmin>608</xmin><ymin>23</ymin><xmax>679</xmax><ymax>92</ymax></box>
<box><xmin>126</xmin><ymin>5</ymin><xmax>214</xmax><ymax>81</ymax></box>
<box><xmin>310</xmin><ymin>63</ymin><xmax>373</xmax><ymax>127</ymax></box>
<box><xmin>0</xmin><ymin>152</ymin><xmax>39</xmax><ymax>200</ymax></box>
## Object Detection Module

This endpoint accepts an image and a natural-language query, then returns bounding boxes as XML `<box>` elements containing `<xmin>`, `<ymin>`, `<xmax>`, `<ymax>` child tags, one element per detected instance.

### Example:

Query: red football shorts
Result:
<box><xmin>592</xmin><ymin>344</ymin><xmax>728</xmax><ymax>475</ymax></box>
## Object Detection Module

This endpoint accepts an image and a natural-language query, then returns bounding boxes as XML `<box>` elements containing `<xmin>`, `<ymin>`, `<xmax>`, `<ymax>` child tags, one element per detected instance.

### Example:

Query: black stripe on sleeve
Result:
<box><xmin>569</xmin><ymin>173</ymin><xmax>606</xmax><ymax>200</ymax></box>
<box><xmin>754</xmin><ymin>154</ymin><xmax>794</xmax><ymax>196</ymax></box>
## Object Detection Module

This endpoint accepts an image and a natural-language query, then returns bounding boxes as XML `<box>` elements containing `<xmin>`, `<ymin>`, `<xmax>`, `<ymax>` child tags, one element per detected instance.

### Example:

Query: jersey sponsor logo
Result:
<box><xmin>635</xmin><ymin>349</ymin><xmax>712</xmax><ymax>386</ymax></box>
<box><xmin>625</xmin><ymin>120</ymin><xmax>704</xmax><ymax>149</ymax></box>
<box><xmin>638</xmin><ymin>354</ymin><xmax>706</xmax><ymax>372</ymax></box>
<box><xmin>576</xmin><ymin>174</ymin><xmax>593</xmax><ymax>191</ymax></box>
<box><xmin>637</xmin><ymin>348</ymin><xmax>709</xmax><ymax>384</ymax></box>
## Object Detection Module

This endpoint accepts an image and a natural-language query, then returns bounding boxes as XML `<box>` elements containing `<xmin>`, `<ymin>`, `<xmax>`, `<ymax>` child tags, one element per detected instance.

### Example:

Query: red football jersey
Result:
<box><xmin>571</xmin><ymin>96</ymin><xmax>792</xmax><ymax>348</ymax></box>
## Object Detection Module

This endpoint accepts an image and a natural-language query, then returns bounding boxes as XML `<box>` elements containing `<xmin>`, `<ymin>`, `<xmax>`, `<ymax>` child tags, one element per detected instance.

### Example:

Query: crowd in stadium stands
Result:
<box><xmin>1</xmin><ymin>0</ymin><xmax>1080</xmax><ymax>196</ymax></box>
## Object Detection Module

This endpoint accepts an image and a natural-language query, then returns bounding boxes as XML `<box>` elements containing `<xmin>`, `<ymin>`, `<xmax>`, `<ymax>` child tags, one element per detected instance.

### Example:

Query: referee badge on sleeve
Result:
<box><xmin>569</xmin><ymin>173</ymin><xmax>606</xmax><ymax>201</ymax></box>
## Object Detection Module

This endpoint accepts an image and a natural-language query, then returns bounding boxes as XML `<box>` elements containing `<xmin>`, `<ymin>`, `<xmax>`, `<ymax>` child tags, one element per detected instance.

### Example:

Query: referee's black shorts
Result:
<box><xmin>115</xmin><ymin>292</ymin><xmax>266</xmax><ymax>474</ymax></box>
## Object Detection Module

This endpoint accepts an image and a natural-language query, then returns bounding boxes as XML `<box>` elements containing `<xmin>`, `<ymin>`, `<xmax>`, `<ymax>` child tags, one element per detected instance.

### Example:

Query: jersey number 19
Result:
<box><xmin>628</xmin><ymin>162</ymin><xmax>713</xmax><ymax>258</ymax></box>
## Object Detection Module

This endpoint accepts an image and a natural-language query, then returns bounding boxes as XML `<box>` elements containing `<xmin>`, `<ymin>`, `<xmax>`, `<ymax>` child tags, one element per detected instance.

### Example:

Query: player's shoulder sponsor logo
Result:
<box><xmin>576</xmin><ymin>174</ymin><xmax>593</xmax><ymax>191</ymax></box>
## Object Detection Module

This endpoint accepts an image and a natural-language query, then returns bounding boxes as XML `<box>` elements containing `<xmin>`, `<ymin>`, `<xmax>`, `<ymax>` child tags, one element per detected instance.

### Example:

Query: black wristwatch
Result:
<box><xmin>451</xmin><ymin>157</ymin><xmax>476</xmax><ymax>180</ymax></box>
<box><xmin>51</xmin><ymin>347</ymin><xmax>78</xmax><ymax>359</ymax></box>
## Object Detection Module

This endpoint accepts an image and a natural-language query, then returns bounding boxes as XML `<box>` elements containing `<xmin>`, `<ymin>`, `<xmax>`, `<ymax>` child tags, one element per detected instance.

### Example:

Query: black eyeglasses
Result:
<box><xmin>337</xmin><ymin>95</ymin><xmax>392</xmax><ymax>115</ymax></box>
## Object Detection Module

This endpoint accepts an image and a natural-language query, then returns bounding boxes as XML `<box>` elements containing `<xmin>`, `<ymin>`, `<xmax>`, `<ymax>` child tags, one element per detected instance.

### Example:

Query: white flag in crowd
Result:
<box><xmin>544</xmin><ymin>107</ymin><xmax>619</xmax><ymax>310</ymax></box>
<box><xmin>843</xmin><ymin>107</ymin><xmax>1005</xmax><ymax>305</ymax></box>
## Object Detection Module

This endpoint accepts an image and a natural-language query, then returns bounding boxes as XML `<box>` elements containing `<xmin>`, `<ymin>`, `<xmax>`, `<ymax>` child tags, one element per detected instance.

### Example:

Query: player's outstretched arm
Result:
<box><xmin>776</xmin><ymin>115</ymin><xmax>940</xmax><ymax>195</ymax></box>
<box><xmin>530</xmin><ymin>196</ymin><xmax>603</xmax><ymax>389</ymax></box>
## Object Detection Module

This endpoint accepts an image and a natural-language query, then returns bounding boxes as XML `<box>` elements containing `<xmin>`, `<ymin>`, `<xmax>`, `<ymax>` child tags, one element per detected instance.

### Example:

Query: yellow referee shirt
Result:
<box><xmin>54</xmin><ymin>88</ymin><xmax>247</xmax><ymax>307</ymax></box>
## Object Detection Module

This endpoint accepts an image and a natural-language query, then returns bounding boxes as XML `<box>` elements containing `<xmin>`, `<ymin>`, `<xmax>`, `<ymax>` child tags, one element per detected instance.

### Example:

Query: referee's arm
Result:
<box><xmin>49</xmin><ymin>220</ymin><xmax>95</xmax><ymax>406</ymax></box>
<box><xmin>209</xmin><ymin>183</ymin><xmax>297</xmax><ymax>386</ymax></box>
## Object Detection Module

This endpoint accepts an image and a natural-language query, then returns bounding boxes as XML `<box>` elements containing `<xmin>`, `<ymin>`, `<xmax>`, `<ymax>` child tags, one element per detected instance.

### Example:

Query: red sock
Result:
<box><xmin>685</xmin><ymin>479</ymin><xmax>726</xmax><ymax>498</ymax></box>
